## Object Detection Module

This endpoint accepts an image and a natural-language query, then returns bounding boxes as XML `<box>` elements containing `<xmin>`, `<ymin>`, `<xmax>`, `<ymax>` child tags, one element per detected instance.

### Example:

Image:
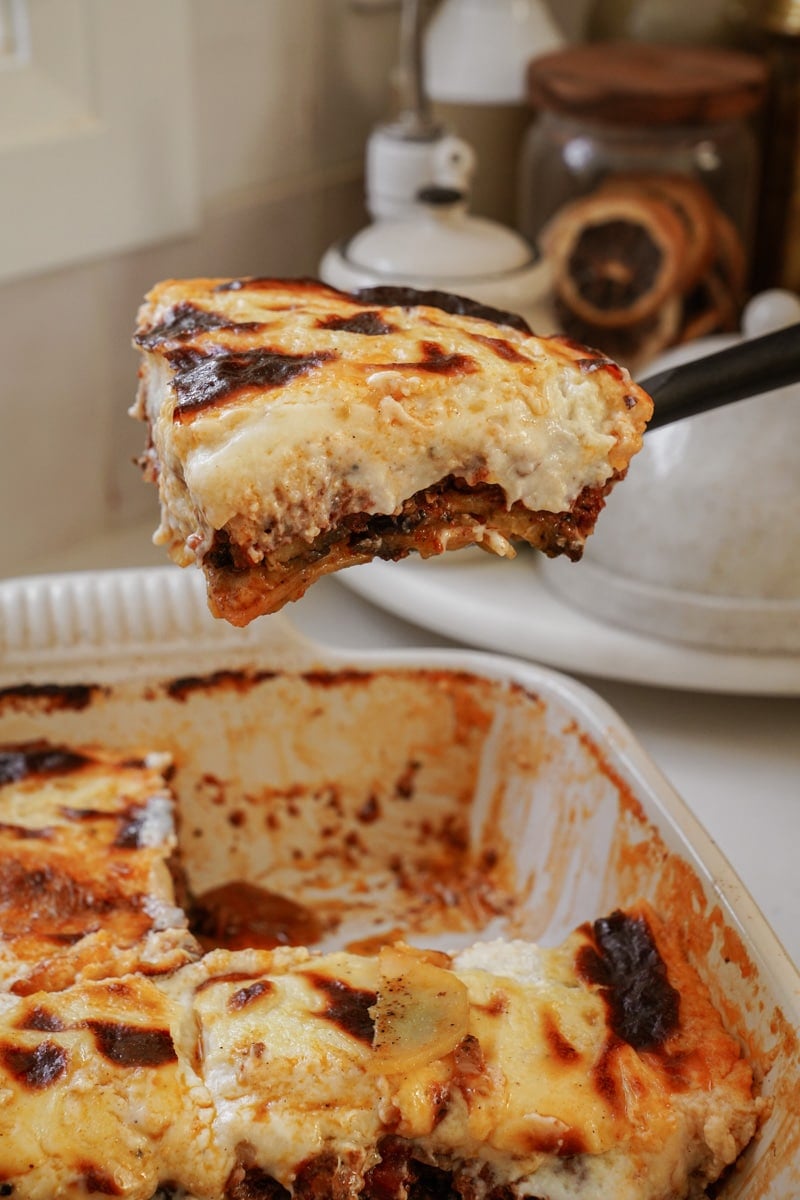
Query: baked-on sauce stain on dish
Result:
<box><xmin>0</xmin><ymin>683</ymin><xmax>99</xmax><ymax>714</ymax></box>
<box><xmin>190</xmin><ymin>880</ymin><xmax>325</xmax><ymax>952</ymax></box>
<box><xmin>164</xmin><ymin>668</ymin><xmax>278</xmax><ymax>702</ymax></box>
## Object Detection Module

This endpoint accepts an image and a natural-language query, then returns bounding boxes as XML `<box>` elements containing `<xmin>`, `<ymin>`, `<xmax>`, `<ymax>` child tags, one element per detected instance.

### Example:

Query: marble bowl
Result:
<box><xmin>541</xmin><ymin>291</ymin><xmax>800</xmax><ymax>653</ymax></box>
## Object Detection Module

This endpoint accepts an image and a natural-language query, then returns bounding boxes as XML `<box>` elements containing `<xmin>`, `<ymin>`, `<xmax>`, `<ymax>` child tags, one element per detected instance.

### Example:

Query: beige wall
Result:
<box><xmin>0</xmin><ymin>0</ymin><xmax>586</xmax><ymax>578</ymax></box>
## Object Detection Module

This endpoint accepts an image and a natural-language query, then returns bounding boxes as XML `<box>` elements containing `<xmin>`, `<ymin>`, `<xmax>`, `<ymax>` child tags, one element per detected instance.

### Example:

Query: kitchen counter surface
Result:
<box><xmin>4</xmin><ymin>520</ymin><xmax>799</xmax><ymax>970</ymax></box>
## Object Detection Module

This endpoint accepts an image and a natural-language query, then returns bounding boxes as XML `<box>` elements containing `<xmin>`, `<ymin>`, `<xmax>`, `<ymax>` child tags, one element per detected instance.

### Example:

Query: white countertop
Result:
<box><xmin>6</xmin><ymin>521</ymin><xmax>800</xmax><ymax>969</ymax></box>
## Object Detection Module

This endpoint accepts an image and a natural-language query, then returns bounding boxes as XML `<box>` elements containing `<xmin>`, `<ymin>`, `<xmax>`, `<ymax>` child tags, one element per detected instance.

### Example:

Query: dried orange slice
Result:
<box><xmin>543</xmin><ymin>190</ymin><xmax>688</xmax><ymax>328</ymax></box>
<box><xmin>598</xmin><ymin>173</ymin><xmax>717</xmax><ymax>294</ymax></box>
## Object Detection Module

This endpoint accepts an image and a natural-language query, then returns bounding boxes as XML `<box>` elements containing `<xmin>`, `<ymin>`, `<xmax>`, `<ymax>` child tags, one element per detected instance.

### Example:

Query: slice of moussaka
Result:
<box><xmin>0</xmin><ymin>741</ymin><xmax>195</xmax><ymax>995</ymax></box>
<box><xmin>131</xmin><ymin>278</ymin><xmax>653</xmax><ymax>625</ymax></box>
<box><xmin>0</xmin><ymin>900</ymin><xmax>760</xmax><ymax>1199</ymax></box>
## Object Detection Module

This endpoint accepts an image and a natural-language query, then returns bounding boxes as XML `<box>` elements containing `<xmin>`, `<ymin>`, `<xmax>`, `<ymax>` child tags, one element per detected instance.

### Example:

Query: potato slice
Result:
<box><xmin>369</xmin><ymin>944</ymin><xmax>470</xmax><ymax>1075</ymax></box>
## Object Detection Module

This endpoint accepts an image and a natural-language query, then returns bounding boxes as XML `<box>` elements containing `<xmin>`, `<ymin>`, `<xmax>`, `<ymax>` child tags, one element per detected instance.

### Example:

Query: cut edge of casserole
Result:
<box><xmin>0</xmin><ymin>740</ymin><xmax>197</xmax><ymax>996</ymax></box>
<box><xmin>0</xmin><ymin>739</ymin><xmax>763</xmax><ymax>1200</ymax></box>
<box><xmin>131</xmin><ymin>278</ymin><xmax>653</xmax><ymax>625</ymax></box>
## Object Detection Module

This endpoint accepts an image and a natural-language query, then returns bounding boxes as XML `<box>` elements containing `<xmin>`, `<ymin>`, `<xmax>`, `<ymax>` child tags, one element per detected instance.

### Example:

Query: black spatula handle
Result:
<box><xmin>639</xmin><ymin>322</ymin><xmax>800</xmax><ymax>430</ymax></box>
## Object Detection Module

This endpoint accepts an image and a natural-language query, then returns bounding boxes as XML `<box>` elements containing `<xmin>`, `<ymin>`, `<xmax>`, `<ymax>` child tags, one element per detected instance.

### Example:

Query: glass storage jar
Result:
<box><xmin>751</xmin><ymin>0</ymin><xmax>800</xmax><ymax>291</ymax></box>
<box><xmin>519</xmin><ymin>42</ymin><xmax>766</xmax><ymax>367</ymax></box>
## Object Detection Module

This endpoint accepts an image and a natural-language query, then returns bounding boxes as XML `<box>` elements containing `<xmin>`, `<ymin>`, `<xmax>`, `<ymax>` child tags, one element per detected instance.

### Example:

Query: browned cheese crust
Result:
<box><xmin>0</xmin><ymin>739</ymin><xmax>761</xmax><ymax>1200</ymax></box>
<box><xmin>132</xmin><ymin>279</ymin><xmax>652</xmax><ymax>625</ymax></box>
<box><xmin>0</xmin><ymin>742</ymin><xmax>194</xmax><ymax>994</ymax></box>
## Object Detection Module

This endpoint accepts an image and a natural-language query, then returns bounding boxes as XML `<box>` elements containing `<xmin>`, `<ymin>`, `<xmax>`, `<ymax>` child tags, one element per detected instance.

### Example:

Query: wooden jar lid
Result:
<box><xmin>526</xmin><ymin>43</ymin><xmax>767</xmax><ymax>126</ymax></box>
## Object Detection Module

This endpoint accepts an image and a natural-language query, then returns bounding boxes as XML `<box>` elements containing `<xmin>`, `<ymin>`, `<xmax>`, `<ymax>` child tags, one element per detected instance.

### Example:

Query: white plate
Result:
<box><xmin>341</xmin><ymin>551</ymin><xmax>800</xmax><ymax>695</ymax></box>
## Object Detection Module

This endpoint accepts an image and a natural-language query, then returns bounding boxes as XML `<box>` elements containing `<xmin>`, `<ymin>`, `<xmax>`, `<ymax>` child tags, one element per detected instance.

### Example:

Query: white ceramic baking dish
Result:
<box><xmin>0</xmin><ymin>566</ymin><xmax>797</xmax><ymax>1198</ymax></box>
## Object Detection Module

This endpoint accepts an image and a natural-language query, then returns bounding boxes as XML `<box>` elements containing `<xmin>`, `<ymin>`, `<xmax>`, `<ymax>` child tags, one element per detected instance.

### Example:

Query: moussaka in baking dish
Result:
<box><xmin>0</xmin><ymin>739</ymin><xmax>760</xmax><ymax>1200</ymax></box>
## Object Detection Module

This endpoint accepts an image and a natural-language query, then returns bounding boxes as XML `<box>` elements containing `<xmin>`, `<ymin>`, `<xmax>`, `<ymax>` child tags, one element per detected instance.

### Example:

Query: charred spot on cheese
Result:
<box><xmin>356</xmin><ymin>793</ymin><xmax>381</xmax><ymax>823</ymax></box>
<box><xmin>85</xmin><ymin>1020</ymin><xmax>177</xmax><ymax>1067</ymax></box>
<box><xmin>16</xmin><ymin>1006</ymin><xmax>66</xmax><ymax>1032</ymax></box>
<box><xmin>53</xmin><ymin>802</ymin><xmax>154</xmax><ymax>851</ymax></box>
<box><xmin>228</xmin><ymin>979</ymin><xmax>275</xmax><ymax>1011</ymax></box>
<box><xmin>393</xmin><ymin>759</ymin><xmax>421</xmax><ymax>801</ymax></box>
<box><xmin>166</xmin><ymin>346</ymin><xmax>338</xmax><ymax>419</ymax></box>
<box><xmin>318</xmin><ymin>311</ymin><xmax>395</xmax><ymax>336</ymax></box>
<box><xmin>524</xmin><ymin>1125</ymin><xmax>589</xmax><ymax>1159</ymax></box>
<box><xmin>577</xmin><ymin>909</ymin><xmax>680</xmax><ymax>1050</ymax></box>
<box><xmin>542</xmin><ymin>1010</ymin><xmax>581</xmax><ymax>1063</ymax></box>
<box><xmin>353</xmin><ymin>284</ymin><xmax>534</xmax><ymax>335</ymax></box>
<box><xmin>133</xmin><ymin>277</ymin><xmax>654</xmax><ymax>621</ymax></box>
<box><xmin>0</xmin><ymin>1040</ymin><xmax>68</xmax><ymax>1089</ymax></box>
<box><xmin>591</xmin><ymin>1040</ymin><xmax>624</xmax><ymax>1116</ymax></box>
<box><xmin>189</xmin><ymin>881</ymin><xmax>325</xmax><ymax>952</ymax></box>
<box><xmin>305</xmin><ymin>972</ymin><xmax>377</xmax><ymax>1045</ymax></box>
<box><xmin>469</xmin><ymin>333</ymin><xmax>531</xmax><ymax>363</ymax></box>
<box><xmin>112</xmin><ymin>805</ymin><xmax>157</xmax><ymax>850</ymax></box>
<box><xmin>476</xmin><ymin>991</ymin><xmax>509</xmax><ymax>1018</ymax></box>
<box><xmin>214</xmin><ymin>276</ymin><xmax>328</xmax><ymax>297</ymax></box>
<box><xmin>410</xmin><ymin>341</ymin><xmax>478</xmax><ymax>376</ymax></box>
<box><xmin>0</xmin><ymin>742</ymin><xmax>92</xmax><ymax>787</ymax></box>
<box><xmin>195</xmin><ymin>970</ymin><xmax>267</xmax><ymax>995</ymax></box>
<box><xmin>0</xmin><ymin>859</ymin><xmax>138</xmax><ymax>935</ymax></box>
<box><xmin>300</xmin><ymin>671</ymin><xmax>373</xmax><ymax>695</ymax></box>
<box><xmin>59</xmin><ymin>805</ymin><xmax>115</xmax><ymax>823</ymax></box>
<box><xmin>135</xmin><ymin>302</ymin><xmax>265</xmax><ymax>348</ymax></box>
<box><xmin>575</xmin><ymin>354</ymin><xmax>624</xmax><ymax>380</ymax></box>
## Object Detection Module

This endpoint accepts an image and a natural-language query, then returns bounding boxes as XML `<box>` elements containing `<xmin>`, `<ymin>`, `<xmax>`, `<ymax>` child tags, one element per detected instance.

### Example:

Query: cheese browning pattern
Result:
<box><xmin>0</xmin><ymin>742</ymin><xmax>761</xmax><ymax>1199</ymax></box>
<box><xmin>132</xmin><ymin>277</ymin><xmax>652</xmax><ymax>624</ymax></box>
